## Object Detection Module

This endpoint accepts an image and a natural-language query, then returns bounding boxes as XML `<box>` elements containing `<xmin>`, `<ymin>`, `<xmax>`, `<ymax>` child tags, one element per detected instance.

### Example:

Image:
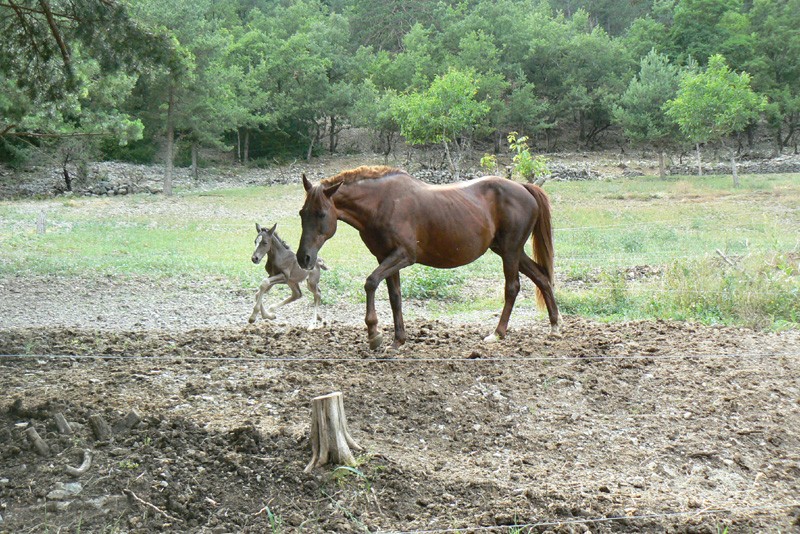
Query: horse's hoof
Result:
<box><xmin>369</xmin><ymin>334</ymin><xmax>383</xmax><ymax>351</ymax></box>
<box><xmin>307</xmin><ymin>323</ymin><xmax>319</xmax><ymax>331</ymax></box>
<box><xmin>548</xmin><ymin>326</ymin><xmax>563</xmax><ymax>340</ymax></box>
<box><xmin>248</xmin><ymin>317</ymin><xmax>256</xmax><ymax>324</ymax></box>
<box><xmin>483</xmin><ymin>332</ymin><xmax>501</xmax><ymax>343</ymax></box>
<box><xmin>263</xmin><ymin>312</ymin><xmax>276</xmax><ymax>320</ymax></box>
<box><xmin>386</xmin><ymin>341</ymin><xmax>405</xmax><ymax>353</ymax></box>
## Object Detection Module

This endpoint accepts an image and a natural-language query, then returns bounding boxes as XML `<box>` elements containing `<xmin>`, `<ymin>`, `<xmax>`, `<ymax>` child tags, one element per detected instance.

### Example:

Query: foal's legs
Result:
<box><xmin>519</xmin><ymin>253</ymin><xmax>561</xmax><ymax>337</ymax></box>
<box><xmin>266</xmin><ymin>280</ymin><xmax>303</xmax><ymax>319</ymax></box>
<box><xmin>306</xmin><ymin>271</ymin><xmax>323</xmax><ymax>330</ymax></box>
<box><xmin>249</xmin><ymin>273</ymin><xmax>287</xmax><ymax>323</ymax></box>
<box><xmin>364</xmin><ymin>249</ymin><xmax>412</xmax><ymax>350</ymax></box>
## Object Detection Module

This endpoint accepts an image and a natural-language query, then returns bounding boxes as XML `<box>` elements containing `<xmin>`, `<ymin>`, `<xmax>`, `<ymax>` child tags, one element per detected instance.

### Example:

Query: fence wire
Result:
<box><xmin>1</xmin><ymin>351</ymin><xmax>798</xmax><ymax>364</ymax></box>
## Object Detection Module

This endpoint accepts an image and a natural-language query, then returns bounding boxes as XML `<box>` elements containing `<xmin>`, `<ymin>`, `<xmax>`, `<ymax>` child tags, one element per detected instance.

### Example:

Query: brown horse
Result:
<box><xmin>296</xmin><ymin>166</ymin><xmax>560</xmax><ymax>351</ymax></box>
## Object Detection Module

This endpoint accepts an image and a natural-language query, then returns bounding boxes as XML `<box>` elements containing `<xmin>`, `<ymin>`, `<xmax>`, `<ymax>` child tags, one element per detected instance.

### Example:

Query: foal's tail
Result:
<box><xmin>524</xmin><ymin>184</ymin><xmax>555</xmax><ymax>309</ymax></box>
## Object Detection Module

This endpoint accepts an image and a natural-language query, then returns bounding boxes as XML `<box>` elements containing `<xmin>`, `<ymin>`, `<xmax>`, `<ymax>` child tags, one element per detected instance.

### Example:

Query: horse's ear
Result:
<box><xmin>323</xmin><ymin>180</ymin><xmax>342</xmax><ymax>198</ymax></box>
<box><xmin>255</xmin><ymin>223</ymin><xmax>261</xmax><ymax>232</ymax></box>
<box><xmin>302</xmin><ymin>173</ymin><xmax>312</xmax><ymax>192</ymax></box>
<box><xmin>268</xmin><ymin>223</ymin><xmax>277</xmax><ymax>235</ymax></box>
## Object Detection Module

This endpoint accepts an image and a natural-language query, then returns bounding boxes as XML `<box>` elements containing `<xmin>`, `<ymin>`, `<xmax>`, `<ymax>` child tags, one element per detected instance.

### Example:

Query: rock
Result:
<box><xmin>46</xmin><ymin>481</ymin><xmax>82</xmax><ymax>500</ymax></box>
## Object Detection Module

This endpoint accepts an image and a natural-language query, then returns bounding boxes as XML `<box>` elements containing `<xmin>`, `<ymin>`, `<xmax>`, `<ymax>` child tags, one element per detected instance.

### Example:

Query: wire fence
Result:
<box><xmin>1</xmin><ymin>351</ymin><xmax>798</xmax><ymax>364</ymax></box>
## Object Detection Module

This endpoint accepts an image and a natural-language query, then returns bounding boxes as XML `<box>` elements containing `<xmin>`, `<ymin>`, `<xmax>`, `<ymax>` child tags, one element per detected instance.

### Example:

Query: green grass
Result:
<box><xmin>1</xmin><ymin>172</ymin><xmax>798</xmax><ymax>328</ymax></box>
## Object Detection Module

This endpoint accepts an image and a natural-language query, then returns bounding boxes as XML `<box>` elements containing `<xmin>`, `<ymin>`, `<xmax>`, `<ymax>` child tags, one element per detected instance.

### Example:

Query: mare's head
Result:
<box><xmin>297</xmin><ymin>173</ymin><xmax>342</xmax><ymax>270</ymax></box>
<box><xmin>251</xmin><ymin>223</ymin><xmax>277</xmax><ymax>264</ymax></box>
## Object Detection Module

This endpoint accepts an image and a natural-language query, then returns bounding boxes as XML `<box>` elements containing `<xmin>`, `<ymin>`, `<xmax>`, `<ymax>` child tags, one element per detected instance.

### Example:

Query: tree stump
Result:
<box><xmin>304</xmin><ymin>392</ymin><xmax>363</xmax><ymax>473</ymax></box>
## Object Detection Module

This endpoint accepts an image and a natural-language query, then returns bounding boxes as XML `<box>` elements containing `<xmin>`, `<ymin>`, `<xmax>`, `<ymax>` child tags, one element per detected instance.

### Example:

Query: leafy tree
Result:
<box><xmin>664</xmin><ymin>54</ymin><xmax>766</xmax><ymax>185</ymax></box>
<box><xmin>131</xmin><ymin>0</ymin><xmax>245</xmax><ymax>192</ymax></box>
<box><xmin>747</xmin><ymin>0</ymin><xmax>800</xmax><ymax>153</ymax></box>
<box><xmin>392</xmin><ymin>68</ymin><xmax>489</xmax><ymax>179</ymax></box>
<box><xmin>549</xmin><ymin>0</ymin><xmax>653</xmax><ymax>35</ymax></box>
<box><xmin>350</xmin><ymin>80</ymin><xmax>400</xmax><ymax>160</ymax></box>
<box><xmin>0</xmin><ymin>0</ymin><xmax>166</xmax><ymax>167</ymax></box>
<box><xmin>614</xmin><ymin>50</ymin><xmax>681</xmax><ymax>177</ymax></box>
<box><xmin>669</xmin><ymin>0</ymin><xmax>750</xmax><ymax>67</ymax></box>
<box><xmin>623</xmin><ymin>16</ymin><xmax>670</xmax><ymax>60</ymax></box>
<box><xmin>559</xmin><ymin>14</ymin><xmax>635</xmax><ymax>146</ymax></box>
<box><xmin>507</xmin><ymin>132</ymin><xmax>551</xmax><ymax>184</ymax></box>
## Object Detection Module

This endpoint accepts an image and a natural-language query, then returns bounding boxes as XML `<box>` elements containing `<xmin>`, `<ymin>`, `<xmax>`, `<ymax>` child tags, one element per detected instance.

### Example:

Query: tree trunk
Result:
<box><xmin>658</xmin><ymin>151</ymin><xmax>666</xmax><ymax>179</ymax></box>
<box><xmin>62</xmin><ymin>165</ymin><xmax>72</xmax><ymax>191</ymax></box>
<box><xmin>243</xmin><ymin>129</ymin><xmax>250</xmax><ymax>164</ymax></box>
<box><xmin>304</xmin><ymin>392</ymin><xmax>362</xmax><ymax>473</ymax></box>
<box><xmin>329</xmin><ymin>116</ymin><xmax>336</xmax><ymax>154</ymax></box>
<box><xmin>695</xmin><ymin>143</ymin><xmax>703</xmax><ymax>176</ymax></box>
<box><xmin>443</xmin><ymin>139</ymin><xmax>459</xmax><ymax>180</ymax></box>
<box><xmin>191</xmin><ymin>143</ymin><xmax>198</xmax><ymax>181</ymax></box>
<box><xmin>164</xmin><ymin>83</ymin><xmax>175</xmax><ymax>196</ymax></box>
<box><xmin>236</xmin><ymin>128</ymin><xmax>242</xmax><ymax>164</ymax></box>
<box><xmin>729</xmin><ymin>146</ymin><xmax>740</xmax><ymax>188</ymax></box>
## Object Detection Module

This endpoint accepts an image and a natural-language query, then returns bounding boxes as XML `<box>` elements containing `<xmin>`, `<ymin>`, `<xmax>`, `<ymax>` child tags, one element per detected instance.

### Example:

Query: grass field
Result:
<box><xmin>1</xmin><ymin>173</ymin><xmax>798</xmax><ymax>328</ymax></box>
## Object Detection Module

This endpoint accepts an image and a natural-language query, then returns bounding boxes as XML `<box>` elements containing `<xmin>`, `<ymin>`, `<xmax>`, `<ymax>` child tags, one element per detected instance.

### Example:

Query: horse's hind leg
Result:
<box><xmin>267</xmin><ymin>280</ymin><xmax>302</xmax><ymax>318</ymax></box>
<box><xmin>520</xmin><ymin>254</ymin><xmax>561</xmax><ymax>338</ymax></box>
<box><xmin>486</xmin><ymin>255</ymin><xmax>521</xmax><ymax>342</ymax></box>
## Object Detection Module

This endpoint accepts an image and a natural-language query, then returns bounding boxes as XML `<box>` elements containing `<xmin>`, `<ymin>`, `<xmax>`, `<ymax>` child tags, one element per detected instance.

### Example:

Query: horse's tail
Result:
<box><xmin>524</xmin><ymin>184</ymin><xmax>554</xmax><ymax>309</ymax></box>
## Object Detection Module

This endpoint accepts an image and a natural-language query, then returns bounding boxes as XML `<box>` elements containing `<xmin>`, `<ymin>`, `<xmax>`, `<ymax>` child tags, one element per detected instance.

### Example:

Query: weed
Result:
<box><xmin>402</xmin><ymin>265</ymin><xmax>464</xmax><ymax>300</ymax></box>
<box><xmin>117</xmin><ymin>459</ymin><xmax>139</xmax><ymax>470</ymax></box>
<box><xmin>266</xmin><ymin>506</ymin><xmax>283</xmax><ymax>534</ymax></box>
<box><xmin>331</xmin><ymin>465</ymin><xmax>371</xmax><ymax>491</ymax></box>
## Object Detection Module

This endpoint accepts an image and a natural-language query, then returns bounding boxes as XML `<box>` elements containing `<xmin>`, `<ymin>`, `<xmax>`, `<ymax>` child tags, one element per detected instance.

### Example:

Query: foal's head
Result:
<box><xmin>297</xmin><ymin>174</ymin><xmax>342</xmax><ymax>270</ymax></box>
<box><xmin>251</xmin><ymin>223</ymin><xmax>277</xmax><ymax>264</ymax></box>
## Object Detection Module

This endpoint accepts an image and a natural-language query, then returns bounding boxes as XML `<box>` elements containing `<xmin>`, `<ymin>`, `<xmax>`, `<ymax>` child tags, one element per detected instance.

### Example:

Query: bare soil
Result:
<box><xmin>1</xmin><ymin>273</ymin><xmax>799</xmax><ymax>533</ymax></box>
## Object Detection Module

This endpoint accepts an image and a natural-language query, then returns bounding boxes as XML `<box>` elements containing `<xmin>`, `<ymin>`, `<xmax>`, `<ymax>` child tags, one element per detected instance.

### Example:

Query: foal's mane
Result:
<box><xmin>261</xmin><ymin>227</ymin><xmax>292</xmax><ymax>252</ymax></box>
<box><xmin>321</xmin><ymin>165</ymin><xmax>404</xmax><ymax>186</ymax></box>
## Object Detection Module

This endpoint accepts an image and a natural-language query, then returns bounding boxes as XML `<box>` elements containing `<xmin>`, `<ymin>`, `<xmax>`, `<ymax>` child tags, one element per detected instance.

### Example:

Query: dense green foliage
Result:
<box><xmin>2</xmin><ymin>0</ymin><xmax>798</xmax><ymax>170</ymax></box>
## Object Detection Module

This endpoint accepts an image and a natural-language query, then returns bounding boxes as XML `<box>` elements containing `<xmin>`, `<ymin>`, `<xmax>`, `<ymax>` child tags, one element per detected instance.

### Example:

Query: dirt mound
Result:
<box><xmin>1</xmin><ymin>320</ymin><xmax>799</xmax><ymax>533</ymax></box>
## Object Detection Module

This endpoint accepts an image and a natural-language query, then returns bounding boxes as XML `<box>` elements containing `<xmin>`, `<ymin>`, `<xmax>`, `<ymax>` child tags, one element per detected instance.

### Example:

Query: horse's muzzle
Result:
<box><xmin>251</xmin><ymin>255</ymin><xmax>260</xmax><ymax>264</ymax></box>
<box><xmin>299</xmin><ymin>254</ymin><xmax>312</xmax><ymax>270</ymax></box>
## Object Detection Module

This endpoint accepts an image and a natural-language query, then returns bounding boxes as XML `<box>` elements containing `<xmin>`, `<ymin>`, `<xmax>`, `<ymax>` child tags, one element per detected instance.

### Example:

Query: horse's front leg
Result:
<box><xmin>386</xmin><ymin>273</ymin><xmax>406</xmax><ymax>349</ymax></box>
<box><xmin>249</xmin><ymin>278</ymin><xmax>270</xmax><ymax>323</ymax></box>
<box><xmin>364</xmin><ymin>250</ymin><xmax>412</xmax><ymax>351</ymax></box>
<box><xmin>254</xmin><ymin>274</ymin><xmax>286</xmax><ymax>321</ymax></box>
<box><xmin>306</xmin><ymin>273</ymin><xmax>323</xmax><ymax>331</ymax></box>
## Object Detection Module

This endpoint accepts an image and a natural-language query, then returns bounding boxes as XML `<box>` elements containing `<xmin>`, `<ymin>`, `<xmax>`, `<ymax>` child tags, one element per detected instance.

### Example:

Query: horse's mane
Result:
<box><xmin>272</xmin><ymin>231</ymin><xmax>292</xmax><ymax>252</ymax></box>
<box><xmin>321</xmin><ymin>165</ymin><xmax>404</xmax><ymax>186</ymax></box>
<box><xmin>261</xmin><ymin>227</ymin><xmax>292</xmax><ymax>252</ymax></box>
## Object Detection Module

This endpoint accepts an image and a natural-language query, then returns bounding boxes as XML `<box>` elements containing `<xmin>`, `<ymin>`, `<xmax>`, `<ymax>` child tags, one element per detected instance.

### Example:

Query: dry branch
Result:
<box><xmin>53</xmin><ymin>412</ymin><xmax>72</xmax><ymax>434</ymax></box>
<box><xmin>65</xmin><ymin>449</ymin><xmax>93</xmax><ymax>477</ymax></box>
<box><xmin>25</xmin><ymin>427</ymin><xmax>50</xmax><ymax>456</ymax></box>
<box><xmin>123</xmin><ymin>489</ymin><xmax>181</xmax><ymax>522</ymax></box>
<box><xmin>88</xmin><ymin>414</ymin><xmax>112</xmax><ymax>441</ymax></box>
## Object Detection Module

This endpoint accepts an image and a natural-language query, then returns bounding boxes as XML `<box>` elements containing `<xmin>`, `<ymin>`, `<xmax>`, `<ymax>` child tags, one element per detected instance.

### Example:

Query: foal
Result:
<box><xmin>249</xmin><ymin>223</ymin><xmax>326</xmax><ymax>330</ymax></box>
